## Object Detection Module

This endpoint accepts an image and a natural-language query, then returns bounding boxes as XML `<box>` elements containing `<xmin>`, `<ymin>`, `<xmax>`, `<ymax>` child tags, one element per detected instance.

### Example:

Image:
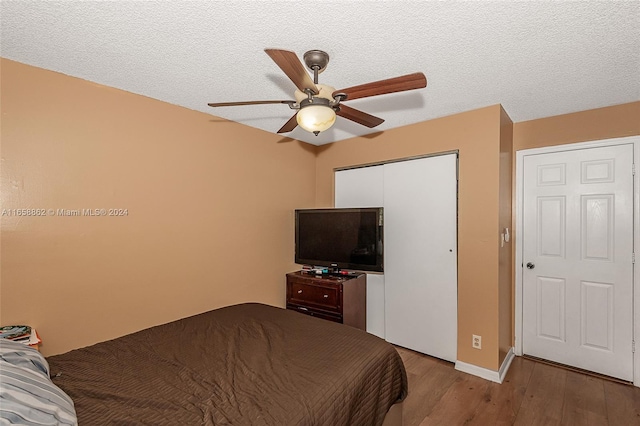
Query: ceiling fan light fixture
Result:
<box><xmin>296</xmin><ymin>100</ymin><xmax>336</xmax><ymax>135</ymax></box>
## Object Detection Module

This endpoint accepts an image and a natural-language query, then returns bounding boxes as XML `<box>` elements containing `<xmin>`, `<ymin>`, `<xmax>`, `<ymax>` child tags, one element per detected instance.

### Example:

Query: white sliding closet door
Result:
<box><xmin>384</xmin><ymin>154</ymin><xmax>458</xmax><ymax>361</ymax></box>
<box><xmin>335</xmin><ymin>165</ymin><xmax>386</xmax><ymax>338</ymax></box>
<box><xmin>335</xmin><ymin>154</ymin><xmax>458</xmax><ymax>361</ymax></box>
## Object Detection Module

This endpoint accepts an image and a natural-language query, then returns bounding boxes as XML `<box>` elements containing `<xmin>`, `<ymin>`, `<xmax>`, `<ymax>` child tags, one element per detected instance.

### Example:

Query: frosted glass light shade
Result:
<box><xmin>296</xmin><ymin>105</ymin><xmax>336</xmax><ymax>133</ymax></box>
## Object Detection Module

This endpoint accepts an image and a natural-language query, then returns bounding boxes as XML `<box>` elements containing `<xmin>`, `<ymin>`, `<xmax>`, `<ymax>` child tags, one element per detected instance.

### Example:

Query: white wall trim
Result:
<box><xmin>498</xmin><ymin>348</ymin><xmax>516</xmax><ymax>383</ymax></box>
<box><xmin>634</xmin><ymin>137</ymin><xmax>640</xmax><ymax>388</ymax></box>
<box><xmin>514</xmin><ymin>135</ymin><xmax>640</xmax><ymax>387</ymax></box>
<box><xmin>455</xmin><ymin>348</ymin><xmax>515</xmax><ymax>384</ymax></box>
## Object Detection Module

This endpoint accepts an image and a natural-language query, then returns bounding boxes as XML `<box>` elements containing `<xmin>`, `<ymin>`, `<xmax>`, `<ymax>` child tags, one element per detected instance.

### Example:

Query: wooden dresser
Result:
<box><xmin>286</xmin><ymin>271</ymin><xmax>366</xmax><ymax>331</ymax></box>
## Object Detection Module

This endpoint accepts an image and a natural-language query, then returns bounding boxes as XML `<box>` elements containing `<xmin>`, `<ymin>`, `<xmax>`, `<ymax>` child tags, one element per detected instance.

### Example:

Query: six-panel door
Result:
<box><xmin>522</xmin><ymin>144</ymin><xmax>634</xmax><ymax>381</ymax></box>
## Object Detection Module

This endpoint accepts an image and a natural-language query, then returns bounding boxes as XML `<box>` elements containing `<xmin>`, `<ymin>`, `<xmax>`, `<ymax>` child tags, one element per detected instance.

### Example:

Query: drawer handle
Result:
<box><xmin>297</xmin><ymin>290</ymin><xmax>303</xmax><ymax>294</ymax></box>
<box><xmin>298</xmin><ymin>307</ymin><xmax>308</xmax><ymax>311</ymax></box>
<box><xmin>323</xmin><ymin>294</ymin><xmax>329</xmax><ymax>298</ymax></box>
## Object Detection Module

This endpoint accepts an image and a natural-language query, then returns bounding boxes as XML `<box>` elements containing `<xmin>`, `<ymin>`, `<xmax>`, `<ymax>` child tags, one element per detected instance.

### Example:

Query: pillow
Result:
<box><xmin>0</xmin><ymin>339</ymin><xmax>77</xmax><ymax>425</ymax></box>
<box><xmin>0</xmin><ymin>339</ymin><xmax>49</xmax><ymax>378</ymax></box>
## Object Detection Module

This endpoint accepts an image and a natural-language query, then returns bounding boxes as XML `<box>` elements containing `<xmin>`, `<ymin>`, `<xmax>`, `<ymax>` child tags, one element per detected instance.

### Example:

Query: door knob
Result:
<box><xmin>526</xmin><ymin>262</ymin><xmax>535</xmax><ymax>269</ymax></box>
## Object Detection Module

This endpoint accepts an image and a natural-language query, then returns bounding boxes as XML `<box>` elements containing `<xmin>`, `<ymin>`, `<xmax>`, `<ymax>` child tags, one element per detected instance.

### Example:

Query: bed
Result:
<box><xmin>2</xmin><ymin>303</ymin><xmax>407</xmax><ymax>425</ymax></box>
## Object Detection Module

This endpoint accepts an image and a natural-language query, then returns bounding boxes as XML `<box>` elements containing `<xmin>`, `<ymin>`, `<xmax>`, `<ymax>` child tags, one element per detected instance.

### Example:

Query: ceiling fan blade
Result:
<box><xmin>265</xmin><ymin>49</ymin><xmax>318</xmax><ymax>94</ymax></box>
<box><xmin>334</xmin><ymin>72</ymin><xmax>427</xmax><ymax>101</ymax></box>
<box><xmin>336</xmin><ymin>104</ymin><xmax>385</xmax><ymax>128</ymax></box>
<box><xmin>277</xmin><ymin>113</ymin><xmax>299</xmax><ymax>133</ymax></box>
<box><xmin>208</xmin><ymin>100</ymin><xmax>295</xmax><ymax>107</ymax></box>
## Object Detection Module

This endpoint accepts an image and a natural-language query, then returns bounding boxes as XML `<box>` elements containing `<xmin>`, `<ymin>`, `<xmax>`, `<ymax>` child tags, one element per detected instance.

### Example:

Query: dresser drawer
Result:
<box><xmin>286</xmin><ymin>304</ymin><xmax>342</xmax><ymax>323</ymax></box>
<box><xmin>287</xmin><ymin>280</ymin><xmax>341</xmax><ymax>313</ymax></box>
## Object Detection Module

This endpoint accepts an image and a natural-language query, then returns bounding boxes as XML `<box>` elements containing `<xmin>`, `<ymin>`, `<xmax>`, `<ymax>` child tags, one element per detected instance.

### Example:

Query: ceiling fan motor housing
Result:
<box><xmin>294</xmin><ymin>84</ymin><xmax>337</xmax><ymax>104</ymax></box>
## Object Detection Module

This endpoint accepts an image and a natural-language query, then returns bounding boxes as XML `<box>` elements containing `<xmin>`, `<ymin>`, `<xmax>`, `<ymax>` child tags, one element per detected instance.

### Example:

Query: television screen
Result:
<box><xmin>295</xmin><ymin>208</ymin><xmax>383</xmax><ymax>272</ymax></box>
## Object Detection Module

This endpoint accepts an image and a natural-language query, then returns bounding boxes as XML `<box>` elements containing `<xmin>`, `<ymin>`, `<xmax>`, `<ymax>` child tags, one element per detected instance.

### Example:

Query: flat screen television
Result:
<box><xmin>295</xmin><ymin>207</ymin><xmax>383</xmax><ymax>272</ymax></box>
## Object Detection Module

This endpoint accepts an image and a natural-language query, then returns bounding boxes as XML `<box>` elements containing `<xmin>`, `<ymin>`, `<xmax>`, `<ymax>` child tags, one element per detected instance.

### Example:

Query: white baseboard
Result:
<box><xmin>454</xmin><ymin>347</ymin><xmax>515</xmax><ymax>384</ymax></box>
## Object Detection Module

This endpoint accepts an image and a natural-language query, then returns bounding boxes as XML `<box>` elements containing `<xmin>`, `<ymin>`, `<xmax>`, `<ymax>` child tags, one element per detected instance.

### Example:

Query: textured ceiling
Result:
<box><xmin>1</xmin><ymin>1</ymin><xmax>638</xmax><ymax>145</ymax></box>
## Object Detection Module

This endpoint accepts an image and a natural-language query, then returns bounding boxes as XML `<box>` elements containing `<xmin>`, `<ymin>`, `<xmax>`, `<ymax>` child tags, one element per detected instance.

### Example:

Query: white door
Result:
<box><xmin>335</xmin><ymin>165</ymin><xmax>386</xmax><ymax>338</ymax></box>
<box><xmin>384</xmin><ymin>154</ymin><xmax>458</xmax><ymax>362</ymax></box>
<box><xmin>522</xmin><ymin>144</ymin><xmax>634</xmax><ymax>381</ymax></box>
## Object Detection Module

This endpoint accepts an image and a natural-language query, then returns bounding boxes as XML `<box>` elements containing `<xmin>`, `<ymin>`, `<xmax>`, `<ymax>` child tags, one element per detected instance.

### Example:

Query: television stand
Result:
<box><xmin>286</xmin><ymin>271</ymin><xmax>366</xmax><ymax>330</ymax></box>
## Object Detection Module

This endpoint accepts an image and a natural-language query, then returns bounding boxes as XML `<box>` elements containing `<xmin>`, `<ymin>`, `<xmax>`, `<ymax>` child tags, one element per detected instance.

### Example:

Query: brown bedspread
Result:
<box><xmin>47</xmin><ymin>303</ymin><xmax>407</xmax><ymax>425</ymax></box>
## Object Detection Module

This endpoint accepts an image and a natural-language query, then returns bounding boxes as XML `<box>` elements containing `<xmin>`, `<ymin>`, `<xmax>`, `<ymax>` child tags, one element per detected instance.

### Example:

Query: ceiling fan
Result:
<box><xmin>207</xmin><ymin>49</ymin><xmax>427</xmax><ymax>136</ymax></box>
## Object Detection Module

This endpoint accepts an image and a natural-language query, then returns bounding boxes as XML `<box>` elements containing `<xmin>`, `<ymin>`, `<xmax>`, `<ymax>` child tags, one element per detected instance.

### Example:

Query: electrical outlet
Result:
<box><xmin>472</xmin><ymin>334</ymin><xmax>482</xmax><ymax>349</ymax></box>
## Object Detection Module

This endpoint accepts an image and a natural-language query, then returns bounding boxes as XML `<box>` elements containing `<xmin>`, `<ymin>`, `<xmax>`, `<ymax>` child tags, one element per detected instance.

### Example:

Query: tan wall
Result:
<box><xmin>498</xmin><ymin>107</ymin><xmax>513</xmax><ymax>365</ymax></box>
<box><xmin>0</xmin><ymin>59</ymin><xmax>317</xmax><ymax>356</ymax></box>
<box><xmin>315</xmin><ymin>105</ymin><xmax>504</xmax><ymax>370</ymax></box>
<box><xmin>513</xmin><ymin>101</ymin><xmax>640</xmax><ymax>151</ymax></box>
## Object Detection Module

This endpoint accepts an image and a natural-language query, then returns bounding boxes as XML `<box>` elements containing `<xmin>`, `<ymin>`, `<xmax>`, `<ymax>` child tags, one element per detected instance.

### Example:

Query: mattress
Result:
<box><xmin>47</xmin><ymin>303</ymin><xmax>407</xmax><ymax>425</ymax></box>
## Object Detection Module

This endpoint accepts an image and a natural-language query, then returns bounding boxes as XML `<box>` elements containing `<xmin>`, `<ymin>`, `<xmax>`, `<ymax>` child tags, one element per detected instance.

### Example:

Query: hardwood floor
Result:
<box><xmin>396</xmin><ymin>347</ymin><xmax>640</xmax><ymax>426</ymax></box>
